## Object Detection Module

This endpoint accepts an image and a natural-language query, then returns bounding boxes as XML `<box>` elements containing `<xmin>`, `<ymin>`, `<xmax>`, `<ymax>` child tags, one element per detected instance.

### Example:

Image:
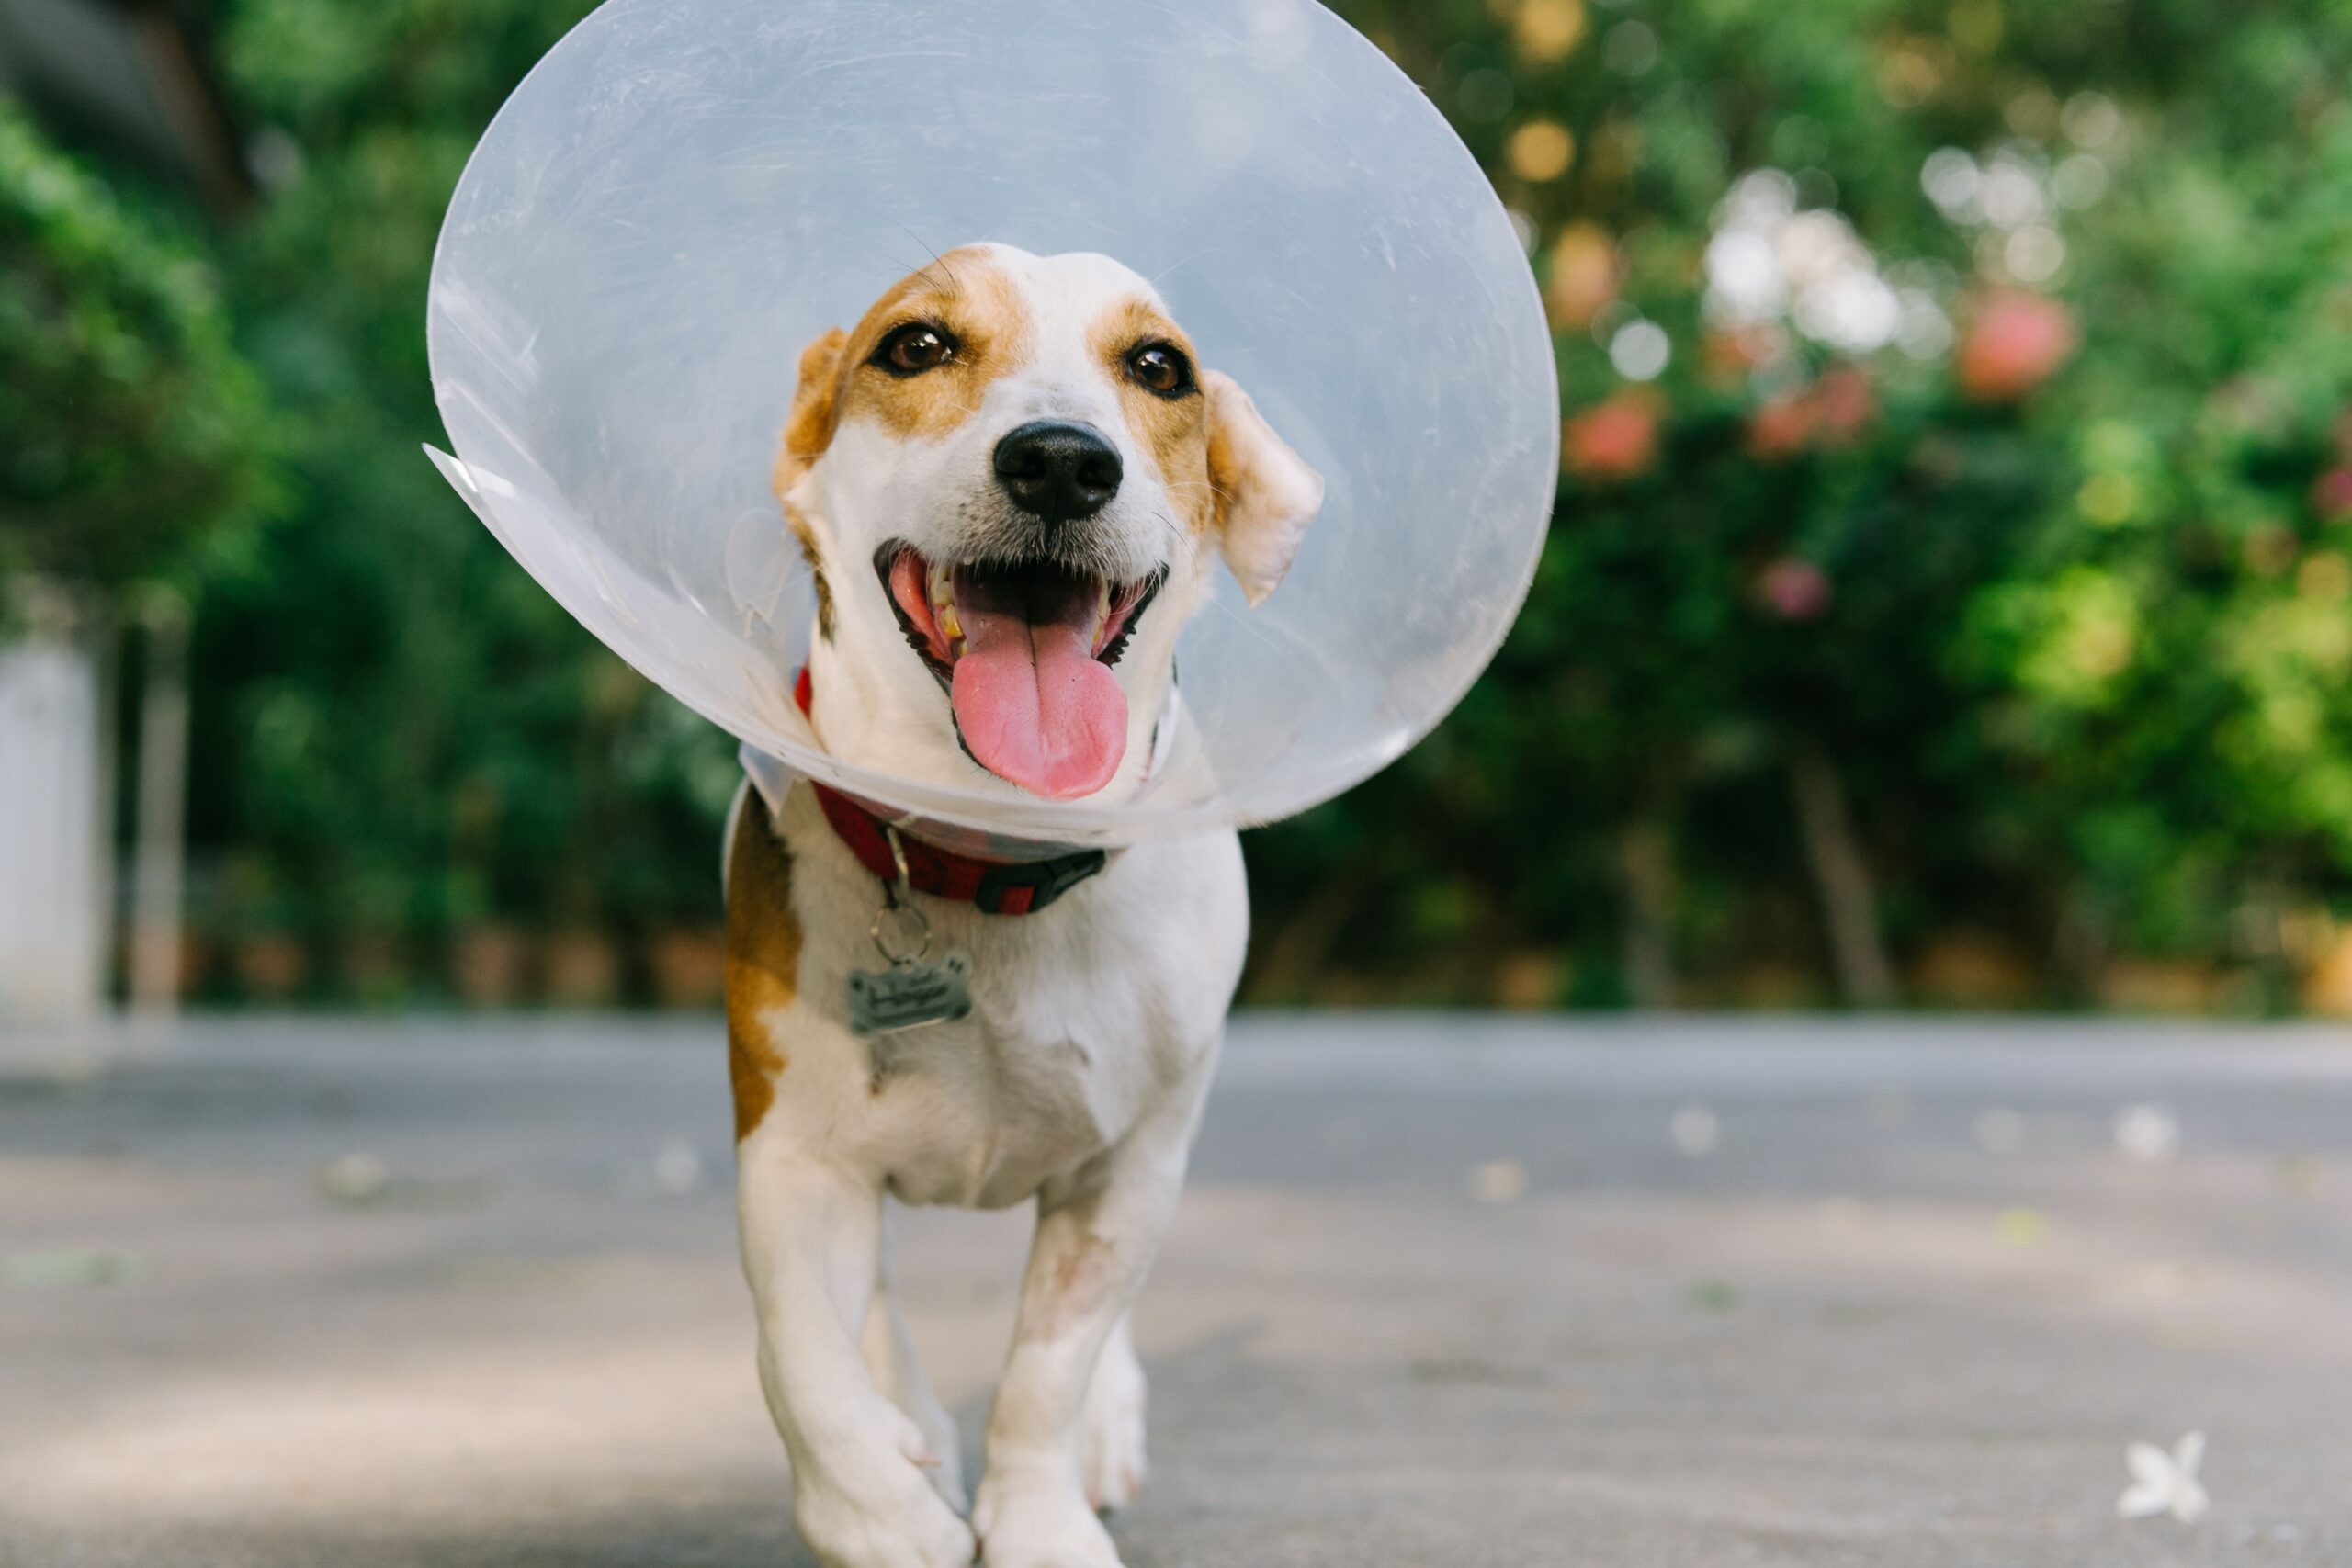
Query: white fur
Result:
<box><xmin>737</xmin><ymin>786</ymin><xmax>1240</xmax><ymax>1568</ymax></box>
<box><xmin>735</xmin><ymin>249</ymin><xmax>1315</xmax><ymax>1568</ymax></box>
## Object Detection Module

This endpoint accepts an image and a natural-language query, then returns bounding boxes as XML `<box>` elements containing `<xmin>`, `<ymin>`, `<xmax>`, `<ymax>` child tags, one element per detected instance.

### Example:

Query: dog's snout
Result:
<box><xmin>992</xmin><ymin>421</ymin><xmax>1123</xmax><ymax>524</ymax></box>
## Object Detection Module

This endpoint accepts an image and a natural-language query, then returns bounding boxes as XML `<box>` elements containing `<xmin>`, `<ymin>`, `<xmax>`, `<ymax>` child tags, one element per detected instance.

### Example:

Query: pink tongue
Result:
<box><xmin>951</xmin><ymin>591</ymin><xmax>1127</xmax><ymax>799</ymax></box>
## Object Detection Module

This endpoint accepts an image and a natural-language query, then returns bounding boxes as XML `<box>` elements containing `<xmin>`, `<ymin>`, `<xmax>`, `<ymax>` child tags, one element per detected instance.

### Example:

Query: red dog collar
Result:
<box><xmin>794</xmin><ymin>667</ymin><xmax>1106</xmax><ymax>916</ymax></box>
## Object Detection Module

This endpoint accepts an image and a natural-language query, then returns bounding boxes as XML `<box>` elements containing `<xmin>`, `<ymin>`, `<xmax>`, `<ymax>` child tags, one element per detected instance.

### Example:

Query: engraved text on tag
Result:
<box><xmin>847</xmin><ymin>951</ymin><xmax>973</xmax><ymax>1038</ymax></box>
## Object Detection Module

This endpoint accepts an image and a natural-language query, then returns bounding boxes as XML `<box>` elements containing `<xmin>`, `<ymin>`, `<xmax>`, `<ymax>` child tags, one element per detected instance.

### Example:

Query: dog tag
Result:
<box><xmin>847</xmin><ymin>950</ymin><xmax>973</xmax><ymax>1038</ymax></box>
<box><xmin>848</xmin><ymin>827</ymin><xmax>977</xmax><ymax>1067</ymax></box>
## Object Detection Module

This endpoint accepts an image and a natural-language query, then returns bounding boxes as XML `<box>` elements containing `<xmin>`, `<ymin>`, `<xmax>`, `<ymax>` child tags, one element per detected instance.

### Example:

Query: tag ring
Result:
<box><xmin>871</xmin><ymin>826</ymin><xmax>932</xmax><ymax>964</ymax></box>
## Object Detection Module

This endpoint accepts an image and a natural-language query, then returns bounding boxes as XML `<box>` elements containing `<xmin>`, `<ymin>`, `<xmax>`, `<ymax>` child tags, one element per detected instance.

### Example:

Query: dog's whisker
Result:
<box><xmin>1148</xmin><ymin>244</ymin><xmax>1226</xmax><ymax>287</ymax></box>
<box><xmin>1162</xmin><ymin>479</ymin><xmax>1236</xmax><ymax>506</ymax></box>
<box><xmin>895</xmin><ymin>224</ymin><xmax>964</xmax><ymax>296</ymax></box>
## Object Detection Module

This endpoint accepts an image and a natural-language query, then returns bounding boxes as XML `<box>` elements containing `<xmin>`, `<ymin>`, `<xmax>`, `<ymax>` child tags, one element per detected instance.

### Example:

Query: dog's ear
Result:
<box><xmin>1204</xmin><ymin>369</ymin><xmax>1324</xmax><ymax>607</ymax></box>
<box><xmin>774</xmin><ymin>327</ymin><xmax>849</xmax><ymax>498</ymax></box>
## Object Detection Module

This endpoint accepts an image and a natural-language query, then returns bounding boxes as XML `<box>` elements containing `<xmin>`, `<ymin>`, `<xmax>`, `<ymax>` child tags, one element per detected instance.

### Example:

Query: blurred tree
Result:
<box><xmin>0</xmin><ymin>102</ymin><xmax>271</xmax><ymax>598</ymax></box>
<box><xmin>1244</xmin><ymin>0</ymin><xmax>2352</xmax><ymax>1011</ymax></box>
<box><xmin>21</xmin><ymin>0</ymin><xmax>2352</xmax><ymax>1010</ymax></box>
<box><xmin>0</xmin><ymin>101</ymin><xmax>273</xmax><ymax>1021</ymax></box>
<box><xmin>178</xmin><ymin>0</ymin><xmax>739</xmax><ymax>998</ymax></box>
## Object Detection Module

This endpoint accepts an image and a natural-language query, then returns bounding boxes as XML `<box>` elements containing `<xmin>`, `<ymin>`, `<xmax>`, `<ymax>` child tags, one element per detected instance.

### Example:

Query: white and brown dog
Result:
<box><xmin>723</xmin><ymin>243</ymin><xmax>1322</xmax><ymax>1568</ymax></box>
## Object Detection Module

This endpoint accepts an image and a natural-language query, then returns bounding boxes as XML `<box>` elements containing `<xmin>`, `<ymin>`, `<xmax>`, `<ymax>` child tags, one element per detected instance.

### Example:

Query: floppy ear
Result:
<box><xmin>1204</xmin><ymin>368</ymin><xmax>1324</xmax><ymax>607</ymax></box>
<box><xmin>774</xmin><ymin>326</ymin><xmax>849</xmax><ymax>500</ymax></box>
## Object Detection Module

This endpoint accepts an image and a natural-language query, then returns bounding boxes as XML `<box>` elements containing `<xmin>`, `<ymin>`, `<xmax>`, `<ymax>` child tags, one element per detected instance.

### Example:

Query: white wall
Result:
<box><xmin>0</xmin><ymin>636</ymin><xmax>108</xmax><ymax>1023</ymax></box>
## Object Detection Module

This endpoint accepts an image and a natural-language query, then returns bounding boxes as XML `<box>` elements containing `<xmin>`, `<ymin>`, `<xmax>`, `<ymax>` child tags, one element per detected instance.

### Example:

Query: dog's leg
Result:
<box><xmin>1076</xmin><ymin>1313</ymin><xmax>1146</xmax><ymax>1514</ymax></box>
<box><xmin>863</xmin><ymin>1204</ymin><xmax>968</xmax><ymax>1516</ymax></box>
<box><xmin>971</xmin><ymin>1065</ymin><xmax>1210</xmax><ymax>1568</ymax></box>
<box><xmin>739</xmin><ymin>1142</ymin><xmax>977</xmax><ymax>1568</ymax></box>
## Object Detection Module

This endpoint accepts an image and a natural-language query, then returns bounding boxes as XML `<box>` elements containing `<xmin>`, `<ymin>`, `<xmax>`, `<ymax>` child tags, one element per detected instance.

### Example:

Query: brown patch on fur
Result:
<box><xmin>1088</xmin><ymin>297</ymin><xmax>1214</xmax><ymax>532</ymax></box>
<box><xmin>1204</xmin><ymin>375</ymin><xmax>1269</xmax><ymax>537</ymax></box>
<box><xmin>725</xmin><ymin>794</ymin><xmax>802</xmax><ymax>1142</ymax></box>
<box><xmin>1201</xmin><ymin>368</ymin><xmax>1322</xmax><ymax>607</ymax></box>
<box><xmin>775</xmin><ymin>328</ymin><xmax>849</xmax><ymax>637</ymax></box>
<box><xmin>830</xmin><ymin>245</ymin><xmax>1034</xmax><ymax>444</ymax></box>
<box><xmin>778</xmin><ymin>327</ymin><xmax>850</xmax><ymax>476</ymax></box>
<box><xmin>789</xmin><ymin>514</ymin><xmax>835</xmax><ymax>639</ymax></box>
<box><xmin>768</xmin><ymin>252</ymin><xmax>1033</xmax><ymax>634</ymax></box>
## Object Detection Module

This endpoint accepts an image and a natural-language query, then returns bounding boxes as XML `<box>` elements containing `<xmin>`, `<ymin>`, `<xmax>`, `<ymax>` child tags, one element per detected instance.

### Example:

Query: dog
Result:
<box><xmin>723</xmin><ymin>243</ymin><xmax>1323</xmax><ymax>1568</ymax></box>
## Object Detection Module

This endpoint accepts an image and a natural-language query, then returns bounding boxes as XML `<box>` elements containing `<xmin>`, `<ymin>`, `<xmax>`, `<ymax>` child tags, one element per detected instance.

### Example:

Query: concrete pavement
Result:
<box><xmin>1</xmin><ymin>1015</ymin><xmax>2346</xmax><ymax>1566</ymax></box>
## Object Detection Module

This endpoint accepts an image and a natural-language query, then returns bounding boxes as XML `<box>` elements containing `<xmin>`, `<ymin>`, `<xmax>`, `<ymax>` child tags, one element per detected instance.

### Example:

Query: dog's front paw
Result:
<box><xmin>973</xmin><ymin>1472</ymin><xmax>1122</xmax><ymax>1568</ymax></box>
<box><xmin>1078</xmin><ymin>1342</ymin><xmax>1147</xmax><ymax>1513</ymax></box>
<box><xmin>795</xmin><ymin>1456</ymin><xmax>977</xmax><ymax>1568</ymax></box>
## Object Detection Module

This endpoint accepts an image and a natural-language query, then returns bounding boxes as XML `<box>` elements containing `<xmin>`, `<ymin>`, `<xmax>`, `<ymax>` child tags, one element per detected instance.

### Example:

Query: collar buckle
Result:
<box><xmin>973</xmin><ymin>849</ymin><xmax>1109</xmax><ymax>915</ymax></box>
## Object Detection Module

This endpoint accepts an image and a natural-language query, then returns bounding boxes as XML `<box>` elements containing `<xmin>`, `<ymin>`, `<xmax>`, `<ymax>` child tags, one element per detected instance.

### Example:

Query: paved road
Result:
<box><xmin>2</xmin><ymin>1015</ymin><xmax>2346</xmax><ymax>1567</ymax></box>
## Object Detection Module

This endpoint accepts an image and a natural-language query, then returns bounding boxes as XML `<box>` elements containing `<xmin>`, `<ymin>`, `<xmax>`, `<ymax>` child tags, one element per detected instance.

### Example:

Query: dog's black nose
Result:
<box><xmin>992</xmin><ymin>421</ymin><xmax>1123</xmax><ymax>524</ymax></box>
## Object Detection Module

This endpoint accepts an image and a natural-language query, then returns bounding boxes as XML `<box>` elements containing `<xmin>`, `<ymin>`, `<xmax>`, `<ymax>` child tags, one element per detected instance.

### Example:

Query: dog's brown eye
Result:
<box><xmin>1127</xmin><ymin>342</ymin><xmax>1194</xmax><ymax>398</ymax></box>
<box><xmin>875</xmin><ymin>322</ymin><xmax>956</xmax><ymax>375</ymax></box>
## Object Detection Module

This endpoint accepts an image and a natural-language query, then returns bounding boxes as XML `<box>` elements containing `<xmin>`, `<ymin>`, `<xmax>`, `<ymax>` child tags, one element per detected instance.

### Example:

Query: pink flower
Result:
<box><xmin>1702</xmin><ymin>326</ymin><xmax>1777</xmax><ymax>385</ymax></box>
<box><xmin>1958</xmin><ymin>291</ymin><xmax>2077</xmax><ymax>402</ymax></box>
<box><xmin>1563</xmin><ymin>392</ymin><xmax>1659</xmax><ymax>483</ymax></box>
<box><xmin>1758</xmin><ymin>558</ymin><xmax>1831</xmax><ymax>620</ymax></box>
<box><xmin>1747</xmin><ymin>367</ymin><xmax>1877</xmax><ymax>461</ymax></box>
<box><xmin>2311</xmin><ymin>467</ymin><xmax>2352</xmax><ymax>523</ymax></box>
<box><xmin>1747</xmin><ymin>392</ymin><xmax>1815</xmax><ymax>461</ymax></box>
<box><xmin>1810</xmin><ymin>367</ymin><xmax>1878</xmax><ymax>446</ymax></box>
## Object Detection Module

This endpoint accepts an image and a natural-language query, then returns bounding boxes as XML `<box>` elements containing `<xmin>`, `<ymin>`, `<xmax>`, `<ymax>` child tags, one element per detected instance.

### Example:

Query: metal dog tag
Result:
<box><xmin>846</xmin><ymin>826</ymin><xmax>974</xmax><ymax>1055</ymax></box>
<box><xmin>847</xmin><ymin>950</ymin><xmax>973</xmax><ymax>1037</ymax></box>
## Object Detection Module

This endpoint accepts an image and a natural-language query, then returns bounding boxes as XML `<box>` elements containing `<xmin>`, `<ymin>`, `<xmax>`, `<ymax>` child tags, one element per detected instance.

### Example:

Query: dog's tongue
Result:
<box><xmin>950</xmin><ymin>569</ymin><xmax>1126</xmax><ymax>799</ymax></box>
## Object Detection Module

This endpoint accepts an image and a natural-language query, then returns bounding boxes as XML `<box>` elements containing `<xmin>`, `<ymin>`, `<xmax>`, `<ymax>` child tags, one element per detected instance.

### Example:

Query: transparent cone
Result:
<box><xmin>426</xmin><ymin>0</ymin><xmax>1555</xmax><ymax>848</ymax></box>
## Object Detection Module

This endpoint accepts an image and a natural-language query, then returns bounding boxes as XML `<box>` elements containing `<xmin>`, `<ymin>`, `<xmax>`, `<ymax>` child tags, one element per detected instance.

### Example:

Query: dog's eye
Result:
<box><xmin>874</xmin><ymin>322</ymin><xmax>956</xmax><ymax>375</ymax></box>
<box><xmin>1126</xmin><ymin>342</ymin><xmax>1195</xmax><ymax>398</ymax></box>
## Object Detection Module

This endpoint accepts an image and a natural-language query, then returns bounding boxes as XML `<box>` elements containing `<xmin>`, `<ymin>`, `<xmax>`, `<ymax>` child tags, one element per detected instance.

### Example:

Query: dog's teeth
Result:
<box><xmin>927</xmin><ymin>558</ymin><xmax>963</xmax><ymax>649</ymax></box>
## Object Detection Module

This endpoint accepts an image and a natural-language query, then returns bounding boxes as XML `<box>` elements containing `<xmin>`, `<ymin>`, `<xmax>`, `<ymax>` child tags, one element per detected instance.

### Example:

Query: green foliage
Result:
<box><xmin>18</xmin><ymin>0</ymin><xmax>2352</xmax><ymax>1008</ymax></box>
<box><xmin>0</xmin><ymin>103</ymin><xmax>272</xmax><ymax>594</ymax></box>
<box><xmin>179</xmin><ymin>0</ymin><xmax>737</xmax><ymax>996</ymax></box>
<box><xmin>1250</xmin><ymin>0</ymin><xmax>2352</xmax><ymax>1007</ymax></box>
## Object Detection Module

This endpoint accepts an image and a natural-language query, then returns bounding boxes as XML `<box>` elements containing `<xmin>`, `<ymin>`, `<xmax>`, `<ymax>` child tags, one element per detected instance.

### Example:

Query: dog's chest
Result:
<box><xmin>865</xmin><ymin>988</ymin><xmax>1148</xmax><ymax>1209</ymax></box>
<box><xmin>761</xmin><ymin>789</ymin><xmax>1248</xmax><ymax>1209</ymax></box>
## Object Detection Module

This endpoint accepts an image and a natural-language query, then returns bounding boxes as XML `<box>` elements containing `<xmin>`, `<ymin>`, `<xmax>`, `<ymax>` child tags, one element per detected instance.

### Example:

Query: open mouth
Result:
<box><xmin>875</xmin><ymin>543</ymin><xmax>1164</xmax><ymax>800</ymax></box>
